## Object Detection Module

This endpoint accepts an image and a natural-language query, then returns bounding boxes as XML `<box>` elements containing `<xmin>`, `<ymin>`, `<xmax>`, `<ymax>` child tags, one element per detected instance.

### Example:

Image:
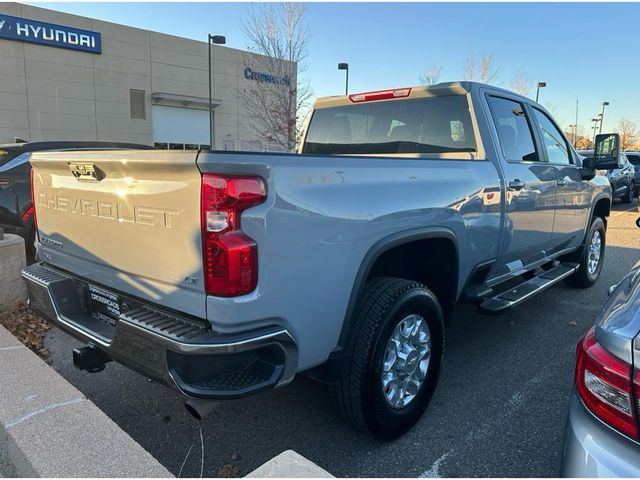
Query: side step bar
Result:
<box><xmin>479</xmin><ymin>263</ymin><xmax>579</xmax><ymax>314</ymax></box>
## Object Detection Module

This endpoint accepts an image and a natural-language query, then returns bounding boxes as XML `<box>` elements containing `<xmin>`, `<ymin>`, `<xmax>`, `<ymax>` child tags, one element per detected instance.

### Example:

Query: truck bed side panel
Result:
<box><xmin>198</xmin><ymin>152</ymin><xmax>503</xmax><ymax>370</ymax></box>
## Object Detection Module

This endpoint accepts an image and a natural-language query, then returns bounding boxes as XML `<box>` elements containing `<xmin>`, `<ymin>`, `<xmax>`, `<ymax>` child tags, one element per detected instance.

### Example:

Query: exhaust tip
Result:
<box><xmin>184</xmin><ymin>402</ymin><xmax>203</xmax><ymax>421</ymax></box>
<box><xmin>184</xmin><ymin>398</ymin><xmax>217</xmax><ymax>421</ymax></box>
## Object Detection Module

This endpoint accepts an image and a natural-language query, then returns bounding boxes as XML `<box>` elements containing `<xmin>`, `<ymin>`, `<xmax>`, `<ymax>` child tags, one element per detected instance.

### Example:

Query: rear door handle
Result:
<box><xmin>508</xmin><ymin>179</ymin><xmax>526</xmax><ymax>190</ymax></box>
<box><xmin>556</xmin><ymin>178</ymin><xmax>568</xmax><ymax>186</ymax></box>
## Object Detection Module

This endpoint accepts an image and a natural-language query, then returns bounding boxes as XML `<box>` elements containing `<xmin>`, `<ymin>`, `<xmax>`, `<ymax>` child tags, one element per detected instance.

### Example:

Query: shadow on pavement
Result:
<box><xmin>43</xmin><ymin>239</ymin><xmax>640</xmax><ymax>478</ymax></box>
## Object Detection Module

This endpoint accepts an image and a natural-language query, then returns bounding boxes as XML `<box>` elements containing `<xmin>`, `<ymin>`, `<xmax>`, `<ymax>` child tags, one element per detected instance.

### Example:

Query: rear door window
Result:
<box><xmin>487</xmin><ymin>96</ymin><xmax>538</xmax><ymax>162</ymax></box>
<box><xmin>302</xmin><ymin>95</ymin><xmax>477</xmax><ymax>155</ymax></box>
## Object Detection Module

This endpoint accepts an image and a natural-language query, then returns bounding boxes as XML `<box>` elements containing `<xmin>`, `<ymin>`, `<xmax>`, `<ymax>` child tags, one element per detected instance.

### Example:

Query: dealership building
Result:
<box><xmin>0</xmin><ymin>3</ymin><xmax>295</xmax><ymax>151</ymax></box>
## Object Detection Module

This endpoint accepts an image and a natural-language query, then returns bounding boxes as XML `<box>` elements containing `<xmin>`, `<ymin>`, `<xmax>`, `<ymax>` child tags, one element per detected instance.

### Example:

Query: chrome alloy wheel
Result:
<box><xmin>587</xmin><ymin>230</ymin><xmax>602</xmax><ymax>275</ymax></box>
<box><xmin>381</xmin><ymin>314</ymin><xmax>431</xmax><ymax>409</ymax></box>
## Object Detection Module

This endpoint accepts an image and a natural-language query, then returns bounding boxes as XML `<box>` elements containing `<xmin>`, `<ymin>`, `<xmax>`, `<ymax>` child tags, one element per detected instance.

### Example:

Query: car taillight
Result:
<box><xmin>201</xmin><ymin>174</ymin><xmax>266</xmax><ymax>297</ymax></box>
<box><xmin>348</xmin><ymin>87</ymin><xmax>412</xmax><ymax>103</ymax></box>
<box><xmin>575</xmin><ymin>327</ymin><xmax>639</xmax><ymax>440</ymax></box>
<box><xmin>635</xmin><ymin>369</ymin><xmax>640</xmax><ymax>426</ymax></box>
<box><xmin>30</xmin><ymin>168</ymin><xmax>38</xmax><ymax>240</ymax></box>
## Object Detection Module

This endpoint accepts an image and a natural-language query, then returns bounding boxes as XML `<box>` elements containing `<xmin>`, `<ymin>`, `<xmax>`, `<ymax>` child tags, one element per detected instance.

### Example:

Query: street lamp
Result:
<box><xmin>338</xmin><ymin>63</ymin><xmax>349</xmax><ymax>95</ymax></box>
<box><xmin>591</xmin><ymin>117</ymin><xmax>600</xmax><ymax>145</ymax></box>
<box><xmin>535</xmin><ymin>81</ymin><xmax>546</xmax><ymax>102</ymax></box>
<box><xmin>598</xmin><ymin>101</ymin><xmax>610</xmax><ymax>134</ymax></box>
<box><xmin>568</xmin><ymin>124</ymin><xmax>577</xmax><ymax>146</ymax></box>
<box><xmin>208</xmin><ymin>34</ymin><xmax>226</xmax><ymax>149</ymax></box>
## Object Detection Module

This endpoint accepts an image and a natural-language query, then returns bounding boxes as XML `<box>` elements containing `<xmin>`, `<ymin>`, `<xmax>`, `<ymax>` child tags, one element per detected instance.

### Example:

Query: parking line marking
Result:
<box><xmin>0</xmin><ymin>346</ymin><xmax>25</xmax><ymax>351</ymax></box>
<box><xmin>420</xmin><ymin>451</ymin><xmax>453</xmax><ymax>478</ymax></box>
<box><xmin>5</xmin><ymin>398</ymin><xmax>85</xmax><ymax>429</ymax></box>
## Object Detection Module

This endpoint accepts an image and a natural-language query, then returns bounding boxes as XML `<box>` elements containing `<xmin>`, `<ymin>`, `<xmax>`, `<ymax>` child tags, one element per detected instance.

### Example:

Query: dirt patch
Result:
<box><xmin>0</xmin><ymin>302</ymin><xmax>51</xmax><ymax>362</ymax></box>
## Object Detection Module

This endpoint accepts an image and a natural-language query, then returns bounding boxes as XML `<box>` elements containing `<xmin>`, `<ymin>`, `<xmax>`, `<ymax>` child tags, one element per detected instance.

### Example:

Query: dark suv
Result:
<box><xmin>624</xmin><ymin>151</ymin><xmax>640</xmax><ymax>196</ymax></box>
<box><xmin>578</xmin><ymin>149</ymin><xmax>636</xmax><ymax>203</ymax></box>
<box><xmin>0</xmin><ymin>141</ymin><xmax>152</xmax><ymax>261</ymax></box>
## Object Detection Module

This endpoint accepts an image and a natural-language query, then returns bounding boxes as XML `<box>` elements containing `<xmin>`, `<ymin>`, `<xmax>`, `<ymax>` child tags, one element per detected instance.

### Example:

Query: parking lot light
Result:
<box><xmin>338</xmin><ymin>62</ymin><xmax>349</xmax><ymax>95</ymax></box>
<box><xmin>535</xmin><ymin>81</ymin><xmax>546</xmax><ymax>102</ymax></box>
<box><xmin>208</xmin><ymin>34</ymin><xmax>226</xmax><ymax>149</ymax></box>
<box><xmin>599</xmin><ymin>101</ymin><xmax>610</xmax><ymax>134</ymax></box>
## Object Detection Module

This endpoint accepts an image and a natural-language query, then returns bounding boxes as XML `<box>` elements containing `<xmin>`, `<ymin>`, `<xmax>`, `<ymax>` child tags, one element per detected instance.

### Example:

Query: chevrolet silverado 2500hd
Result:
<box><xmin>22</xmin><ymin>82</ymin><xmax>619</xmax><ymax>440</ymax></box>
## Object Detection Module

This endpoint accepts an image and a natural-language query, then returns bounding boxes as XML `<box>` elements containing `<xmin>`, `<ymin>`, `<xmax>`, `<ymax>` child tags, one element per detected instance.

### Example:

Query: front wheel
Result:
<box><xmin>564</xmin><ymin>217</ymin><xmax>606</xmax><ymax>288</ymax></box>
<box><xmin>332</xmin><ymin>277</ymin><xmax>444</xmax><ymax>440</ymax></box>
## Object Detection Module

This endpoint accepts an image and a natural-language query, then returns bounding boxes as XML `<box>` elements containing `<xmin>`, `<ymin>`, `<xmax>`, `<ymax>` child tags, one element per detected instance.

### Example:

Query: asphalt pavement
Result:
<box><xmin>44</xmin><ymin>201</ymin><xmax>640</xmax><ymax>478</ymax></box>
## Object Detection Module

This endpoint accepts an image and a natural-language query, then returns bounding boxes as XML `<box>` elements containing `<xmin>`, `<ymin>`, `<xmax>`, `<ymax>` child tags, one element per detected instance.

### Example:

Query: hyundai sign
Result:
<box><xmin>0</xmin><ymin>14</ymin><xmax>101</xmax><ymax>54</ymax></box>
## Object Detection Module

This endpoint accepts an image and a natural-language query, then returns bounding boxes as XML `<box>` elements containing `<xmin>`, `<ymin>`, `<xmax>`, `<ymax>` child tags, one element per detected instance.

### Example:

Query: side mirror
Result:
<box><xmin>581</xmin><ymin>156</ymin><xmax>595</xmax><ymax>170</ymax></box>
<box><xmin>594</xmin><ymin>133</ymin><xmax>622</xmax><ymax>170</ymax></box>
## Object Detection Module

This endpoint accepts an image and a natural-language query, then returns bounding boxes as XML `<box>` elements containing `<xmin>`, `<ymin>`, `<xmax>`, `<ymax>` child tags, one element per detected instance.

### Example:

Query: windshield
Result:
<box><xmin>303</xmin><ymin>95</ymin><xmax>477</xmax><ymax>155</ymax></box>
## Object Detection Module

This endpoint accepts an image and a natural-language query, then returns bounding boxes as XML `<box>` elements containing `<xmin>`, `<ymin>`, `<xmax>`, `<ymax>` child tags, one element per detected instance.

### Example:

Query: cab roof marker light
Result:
<box><xmin>348</xmin><ymin>87</ymin><xmax>412</xmax><ymax>103</ymax></box>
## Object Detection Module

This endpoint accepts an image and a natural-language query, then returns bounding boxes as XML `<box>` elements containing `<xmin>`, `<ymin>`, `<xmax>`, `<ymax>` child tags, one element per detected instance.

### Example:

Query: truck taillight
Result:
<box><xmin>30</xmin><ymin>168</ymin><xmax>38</xmax><ymax>240</ymax></box>
<box><xmin>201</xmin><ymin>174</ymin><xmax>266</xmax><ymax>297</ymax></box>
<box><xmin>575</xmin><ymin>327</ymin><xmax>639</xmax><ymax>440</ymax></box>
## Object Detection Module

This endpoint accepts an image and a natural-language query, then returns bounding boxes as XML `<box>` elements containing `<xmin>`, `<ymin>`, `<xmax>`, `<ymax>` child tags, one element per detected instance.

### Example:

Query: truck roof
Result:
<box><xmin>312</xmin><ymin>80</ymin><xmax>529</xmax><ymax>109</ymax></box>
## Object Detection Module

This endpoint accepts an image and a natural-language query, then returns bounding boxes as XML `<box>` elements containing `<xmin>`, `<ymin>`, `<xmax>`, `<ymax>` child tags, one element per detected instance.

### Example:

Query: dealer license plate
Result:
<box><xmin>89</xmin><ymin>285</ymin><xmax>120</xmax><ymax>326</ymax></box>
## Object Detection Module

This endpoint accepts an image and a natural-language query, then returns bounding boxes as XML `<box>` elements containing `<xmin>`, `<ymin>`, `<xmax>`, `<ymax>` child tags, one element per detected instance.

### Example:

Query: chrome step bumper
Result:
<box><xmin>22</xmin><ymin>263</ymin><xmax>298</xmax><ymax>399</ymax></box>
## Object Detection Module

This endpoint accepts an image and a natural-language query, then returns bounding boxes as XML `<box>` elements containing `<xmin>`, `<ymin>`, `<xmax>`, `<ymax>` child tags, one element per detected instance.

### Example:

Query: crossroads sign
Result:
<box><xmin>0</xmin><ymin>13</ymin><xmax>101</xmax><ymax>54</ymax></box>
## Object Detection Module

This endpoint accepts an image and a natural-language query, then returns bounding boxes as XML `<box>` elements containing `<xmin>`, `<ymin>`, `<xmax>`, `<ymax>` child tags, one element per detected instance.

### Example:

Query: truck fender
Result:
<box><xmin>335</xmin><ymin>226</ymin><xmax>458</xmax><ymax>352</ymax></box>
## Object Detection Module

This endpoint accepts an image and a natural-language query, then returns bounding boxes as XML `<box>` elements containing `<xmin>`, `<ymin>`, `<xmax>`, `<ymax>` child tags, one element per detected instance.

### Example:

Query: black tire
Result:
<box><xmin>332</xmin><ymin>277</ymin><xmax>445</xmax><ymax>440</ymax></box>
<box><xmin>622</xmin><ymin>182</ymin><xmax>634</xmax><ymax>203</ymax></box>
<box><xmin>564</xmin><ymin>217</ymin><xmax>606</xmax><ymax>288</ymax></box>
<box><xmin>26</xmin><ymin>228</ymin><xmax>37</xmax><ymax>265</ymax></box>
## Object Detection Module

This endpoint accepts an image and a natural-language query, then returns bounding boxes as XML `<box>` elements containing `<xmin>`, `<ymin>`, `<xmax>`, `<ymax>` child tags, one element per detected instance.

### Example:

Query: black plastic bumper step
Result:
<box><xmin>479</xmin><ymin>263</ymin><xmax>579</xmax><ymax>314</ymax></box>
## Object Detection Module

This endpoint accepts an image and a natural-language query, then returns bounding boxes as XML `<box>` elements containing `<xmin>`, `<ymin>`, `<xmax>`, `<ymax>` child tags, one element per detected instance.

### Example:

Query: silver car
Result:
<box><xmin>561</xmin><ymin>259</ymin><xmax>640</xmax><ymax>476</ymax></box>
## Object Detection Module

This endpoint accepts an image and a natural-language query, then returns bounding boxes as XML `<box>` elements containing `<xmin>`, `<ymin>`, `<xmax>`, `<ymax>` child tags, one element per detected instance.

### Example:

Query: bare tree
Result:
<box><xmin>419</xmin><ymin>64</ymin><xmax>443</xmax><ymax>86</ymax></box>
<box><xmin>575</xmin><ymin>136</ymin><xmax>592</xmax><ymax>150</ymax></box>
<box><xmin>239</xmin><ymin>3</ymin><xmax>312</xmax><ymax>152</ymax></box>
<box><xmin>615</xmin><ymin>118</ymin><xmax>637</xmax><ymax>150</ymax></box>
<box><xmin>509</xmin><ymin>71</ymin><xmax>533</xmax><ymax>97</ymax></box>
<box><xmin>463</xmin><ymin>53</ymin><xmax>498</xmax><ymax>84</ymax></box>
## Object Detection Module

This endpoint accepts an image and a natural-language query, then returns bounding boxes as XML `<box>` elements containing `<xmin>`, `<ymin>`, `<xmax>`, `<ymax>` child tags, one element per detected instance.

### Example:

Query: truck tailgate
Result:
<box><xmin>30</xmin><ymin>150</ymin><xmax>206</xmax><ymax>319</ymax></box>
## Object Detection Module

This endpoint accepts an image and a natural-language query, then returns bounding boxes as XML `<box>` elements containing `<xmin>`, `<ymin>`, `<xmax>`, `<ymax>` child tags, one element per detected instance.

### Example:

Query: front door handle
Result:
<box><xmin>556</xmin><ymin>178</ymin><xmax>568</xmax><ymax>186</ymax></box>
<box><xmin>508</xmin><ymin>179</ymin><xmax>526</xmax><ymax>190</ymax></box>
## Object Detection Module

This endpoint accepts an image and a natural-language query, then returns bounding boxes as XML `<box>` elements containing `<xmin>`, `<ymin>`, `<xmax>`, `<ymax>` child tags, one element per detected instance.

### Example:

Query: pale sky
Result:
<box><xmin>32</xmin><ymin>2</ymin><xmax>640</xmax><ymax>137</ymax></box>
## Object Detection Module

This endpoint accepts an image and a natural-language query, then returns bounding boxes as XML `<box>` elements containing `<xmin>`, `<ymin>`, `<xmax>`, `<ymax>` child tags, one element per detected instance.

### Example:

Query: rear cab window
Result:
<box><xmin>302</xmin><ymin>95</ymin><xmax>477</xmax><ymax>155</ymax></box>
<box><xmin>486</xmin><ymin>96</ymin><xmax>538</xmax><ymax>163</ymax></box>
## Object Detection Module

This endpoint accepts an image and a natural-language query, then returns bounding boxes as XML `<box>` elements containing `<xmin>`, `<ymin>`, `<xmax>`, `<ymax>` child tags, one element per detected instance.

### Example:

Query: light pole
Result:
<box><xmin>338</xmin><ymin>63</ymin><xmax>349</xmax><ymax>95</ymax></box>
<box><xmin>568</xmin><ymin>124</ymin><xmax>577</xmax><ymax>147</ymax></box>
<box><xmin>598</xmin><ymin>101</ymin><xmax>610</xmax><ymax>134</ymax></box>
<box><xmin>591</xmin><ymin>117</ymin><xmax>600</xmax><ymax>146</ymax></box>
<box><xmin>208</xmin><ymin>34</ymin><xmax>226</xmax><ymax>149</ymax></box>
<box><xmin>535</xmin><ymin>81</ymin><xmax>546</xmax><ymax>102</ymax></box>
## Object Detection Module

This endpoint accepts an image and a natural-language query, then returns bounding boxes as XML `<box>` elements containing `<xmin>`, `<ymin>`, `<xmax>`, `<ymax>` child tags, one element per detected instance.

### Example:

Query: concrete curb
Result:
<box><xmin>0</xmin><ymin>234</ymin><xmax>27</xmax><ymax>313</ymax></box>
<box><xmin>247</xmin><ymin>450</ymin><xmax>333</xmax><ymax>478</ymax></box>
<box><xmin>0</xmin><ymin>325</ymin><xmax>172</xmax><ymax>478</ymax></box>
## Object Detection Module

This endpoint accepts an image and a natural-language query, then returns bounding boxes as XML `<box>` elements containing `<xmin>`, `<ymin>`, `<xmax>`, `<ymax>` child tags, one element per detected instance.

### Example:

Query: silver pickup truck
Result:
<box><xmin>23</xmin><ymin>81</ymin><xmax>619</xmax><ymax>439</ymax></box>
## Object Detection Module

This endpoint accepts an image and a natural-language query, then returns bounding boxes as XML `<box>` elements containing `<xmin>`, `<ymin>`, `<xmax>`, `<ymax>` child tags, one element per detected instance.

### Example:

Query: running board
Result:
<box><xmin>479</xmin><ymin>263</ymin><xmax>579</xmax><ymax>314</ymax></box>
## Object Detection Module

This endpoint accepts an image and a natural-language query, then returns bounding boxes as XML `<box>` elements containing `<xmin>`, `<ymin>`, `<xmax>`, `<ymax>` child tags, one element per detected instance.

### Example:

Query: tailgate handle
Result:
<box><xmin>69</xmin><ymin>163</ymin><xmax>104</xmax><ymax>182</ymax></box>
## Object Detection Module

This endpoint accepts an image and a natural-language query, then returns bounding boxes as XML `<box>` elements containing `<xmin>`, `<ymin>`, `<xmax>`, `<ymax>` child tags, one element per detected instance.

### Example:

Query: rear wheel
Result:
<box><xmin>332</xmin><ymin>277</ymin><xmax>444</xmax><ymax>440</ymax></box>
<box><xmin>564</xmin><ymin>217</ymin><xmax>606</xmax><ymax>288</ymax></box>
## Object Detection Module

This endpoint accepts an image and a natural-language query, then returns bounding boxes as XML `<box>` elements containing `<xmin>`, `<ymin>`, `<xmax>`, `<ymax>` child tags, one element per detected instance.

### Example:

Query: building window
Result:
<box><xmin>130</xmin><ymin>89</ymin><xmax>146</xmax><ymax>119</ymax></box>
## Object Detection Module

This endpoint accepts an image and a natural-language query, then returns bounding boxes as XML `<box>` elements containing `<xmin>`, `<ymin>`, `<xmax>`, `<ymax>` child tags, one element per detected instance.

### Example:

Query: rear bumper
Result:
<box><xmin>22</xmin><ymin>263</ymin><xmax>298</xmax><ymax>399</ymax></box>
<box><xmin>561</xmin><ymin>392</ymin><xmax>640</xmax><ymax>477</ymax></box>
